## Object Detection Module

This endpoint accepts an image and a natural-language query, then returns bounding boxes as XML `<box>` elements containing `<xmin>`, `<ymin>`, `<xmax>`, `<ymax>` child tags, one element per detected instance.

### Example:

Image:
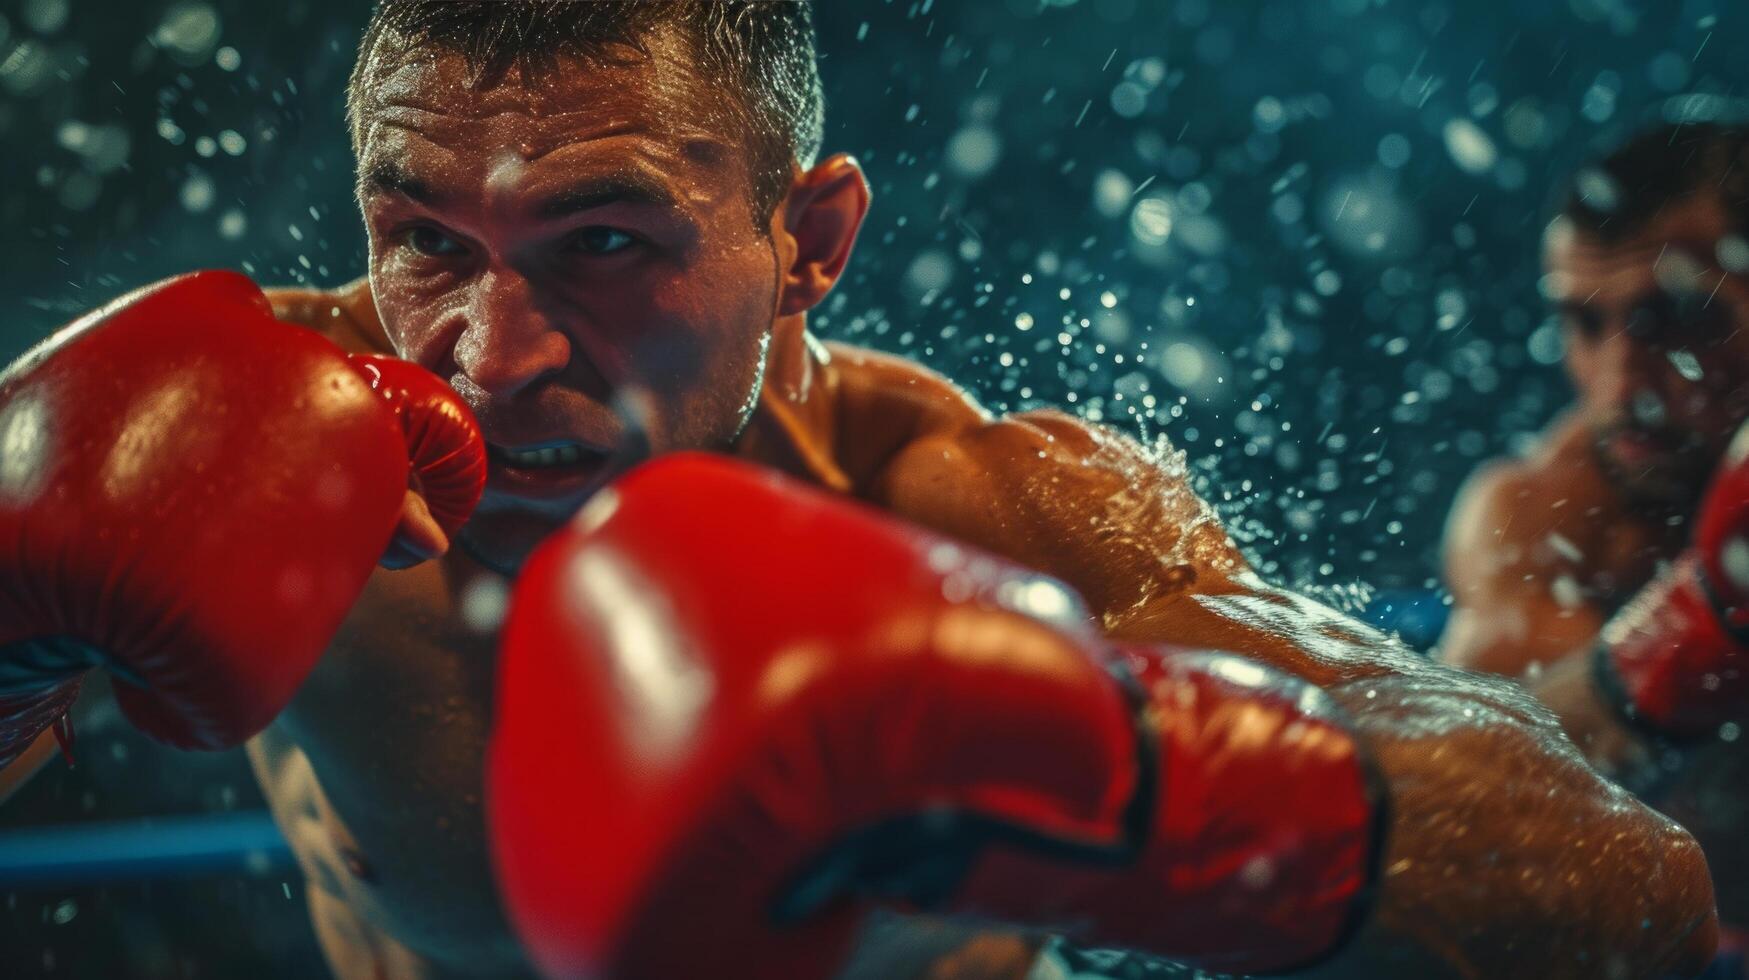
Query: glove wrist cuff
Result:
<box><xmin>0</xmin><ymin>670</ymin><xmax>84</xmax><ymax>770</ymax></box>
<box><xmin>1596</xmin><ymin>556</ymin><xmax>1743</xmax><ymax>741</ymax></box>
<box><xmin>0</xmin><ymin>636</ymin><xmax>111</xmax><ymax>697</ymax></box>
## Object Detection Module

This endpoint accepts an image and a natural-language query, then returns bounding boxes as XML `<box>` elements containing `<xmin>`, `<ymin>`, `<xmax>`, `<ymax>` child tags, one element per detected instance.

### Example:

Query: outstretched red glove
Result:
<box><xmin>489</xmin><ymin>453</ymin><xmax>1379</xmax><ymax>980</ymax></box>
<box><xmin>0</xmin><ymin>270</ymin><xmax>486</xmax><ymax>767</ymax></box>
<box><xmin>1601</xmin><ymin>423</ymin><xmax>1749</xmax><ymax>738</ymax></box>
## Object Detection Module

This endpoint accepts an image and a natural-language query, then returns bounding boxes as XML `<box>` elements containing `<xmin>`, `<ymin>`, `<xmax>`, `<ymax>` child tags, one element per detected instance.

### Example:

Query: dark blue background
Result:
<box><xmin>0</xmin><ymin>0</ymin><xmax>1742</xmax><ymax>974</ymax></box>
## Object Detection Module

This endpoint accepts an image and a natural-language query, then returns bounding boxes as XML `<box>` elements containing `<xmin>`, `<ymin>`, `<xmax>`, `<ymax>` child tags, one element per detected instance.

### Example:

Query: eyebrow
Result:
<box><xmin>360</xmin><ymin>160</ymin><xmax>450</xmax><ymax>207</ymax></box>
<box><xmin>534</xmin><ymin>173</ymin><xmax>678</xmax><ymax>220</ymax></box>
<box><xmin>359</xmin><ymin>161</ymin><xmax>678</xmax><ymax>218</ymax></box>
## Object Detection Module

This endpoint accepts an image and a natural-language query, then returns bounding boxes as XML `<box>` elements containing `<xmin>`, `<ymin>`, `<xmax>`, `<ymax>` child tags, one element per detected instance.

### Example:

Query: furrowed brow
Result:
<box><xmin>534</xmin><ymin>175</ymin><xmax>678</xmax><ymax>221</ymax></box>
<box><xmin>360</xmin><ymin>160</ymin><xmax>450</xmax><ymax>207</ymax></box>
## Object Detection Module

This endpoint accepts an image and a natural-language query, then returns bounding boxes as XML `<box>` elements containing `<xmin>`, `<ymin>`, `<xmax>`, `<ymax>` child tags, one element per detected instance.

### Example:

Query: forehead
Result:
<box><xmin>1544</xmin><ymin>194</ymin><xmax>1736</xmax><ymax>305</ymax></box>
<box><xmin>354</xmin><ymin>29</ymin><xmax>739</xmax><ymax>176</ymax></box>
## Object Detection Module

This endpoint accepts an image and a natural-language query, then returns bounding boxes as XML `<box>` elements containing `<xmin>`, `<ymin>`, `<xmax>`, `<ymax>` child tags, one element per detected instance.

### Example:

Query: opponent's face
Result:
<box><xmin>354</xmin><ymin>33</ymin><xmax>781</xmax><ymax>570</ymax></box>
<box><xmin>1547</xmin><ymin>197</ymin><xmax>1749</xmax><ymax>509</ymax></box>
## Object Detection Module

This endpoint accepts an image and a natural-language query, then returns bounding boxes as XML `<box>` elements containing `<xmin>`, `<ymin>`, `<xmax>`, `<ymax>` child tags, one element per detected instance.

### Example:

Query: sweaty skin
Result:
<box><xmin>1444</xmin><ymin>201</ymin><xmax>1749</xmax><ymax>929</ymax></box>
<box><xmin>253</xmin><ymin>283</ymin><xmax>1716</xmax><ymax>980</ymax></box>
<box><xmin>1444</xmin><ymin>411</ymin><xmax>1749</xmax><ymax>927</ymax></box>
<box><xmin>8</xmin><ymin>27</ymin><xmax>1713</xmax><ymax>980</ymax></box>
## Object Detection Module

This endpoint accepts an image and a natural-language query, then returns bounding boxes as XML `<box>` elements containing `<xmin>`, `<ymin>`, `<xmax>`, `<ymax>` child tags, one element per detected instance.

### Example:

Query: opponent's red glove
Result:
<box><xmin>1600</xmin><ymin>423</ymin><xmax>1749</xmax><ymax>739</ymax></box>
<box><xmin>0</xmin><ymin>271</ymin><xmax>486</xmax><ymax>767</ymax></box>
<box><xmin>489</xmin><ymin>454</ymin><xmax>1380</xmax><ymax>980</ymax></box>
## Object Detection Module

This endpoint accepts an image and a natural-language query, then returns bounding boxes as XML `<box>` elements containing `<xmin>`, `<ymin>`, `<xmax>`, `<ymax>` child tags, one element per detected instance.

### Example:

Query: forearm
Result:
<box><xmin>1104</xmin><ymin>574</ymin><xmax>1425</xmax><ymax>689</ymax></box>
<box><xmin>1516</xmin><ymin>645</ymin><xmax>1749</xmax><ymax>926</ymax></box>
<box><xmin>1326</xmin><ymin>671</ymin><xmax>1713</xmax><ymax>978</ymax></box>
<box><xmin>1108</xmin><ymin>579</ymin><xmax>1717</xmax><ymax>978</ymax></box>
<box><xmin>1528</xmin><ymin>644</ymin><xmax>1682</xmax><ymax>793</ymax></box>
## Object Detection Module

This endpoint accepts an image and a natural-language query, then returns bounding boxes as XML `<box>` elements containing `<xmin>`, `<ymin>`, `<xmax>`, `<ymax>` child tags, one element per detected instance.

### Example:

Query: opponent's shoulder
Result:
<box><xmin>1444</xmin><ymin>458</ymin><xmax>1546</xmax><ymax>554</ymax></box>
<box><xmin>1445</xmin><ymin>415</ymin><xmax>1602</xmax><ymax>560</ymax></box>
<box><xmin>263</xmin><ymin>277</ymin><xmax>392</xmax><ymax>356</ymax></box>
<box><xmin>1441</xmin><ymin>413</ymin><xmax>1616</xmax><ymax>619</ymax></box>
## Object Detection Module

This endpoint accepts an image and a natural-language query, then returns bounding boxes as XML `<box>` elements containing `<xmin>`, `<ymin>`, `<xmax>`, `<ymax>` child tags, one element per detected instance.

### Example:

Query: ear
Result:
<box><xmin>774</xmin><ymin>154</ymin><xmax>871</xmax><ymax>318</ymax></box>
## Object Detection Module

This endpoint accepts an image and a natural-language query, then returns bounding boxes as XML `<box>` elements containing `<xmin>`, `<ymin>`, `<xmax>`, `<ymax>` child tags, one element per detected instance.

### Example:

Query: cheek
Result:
<box><xmin>1564</xmin><ymin>341</ymin><xmax>1600</xmax><ymax>391</ymax></box>
<box><xmin>635</xmin><ymin>254</ymin><xmax>777</xmax><ymax>440</ymax></box>
<box><xmin>1716</xmin><ymin>326</ymin><xmax>1749</xmax><ymax>381</ymax></box>
<box><xmin>716</xmin><ymin>242</ymin><xmax>782</xmax><ymax>334</ymax></box>
<box><xmin>367</xmin><ymin>267</ymin><xmax>463</xmax><ymax>368</ymax></box>
<box><xmin>645</xmin><ymin>247</ymin><xmax>776</xmax><ymax>359</ymax></box>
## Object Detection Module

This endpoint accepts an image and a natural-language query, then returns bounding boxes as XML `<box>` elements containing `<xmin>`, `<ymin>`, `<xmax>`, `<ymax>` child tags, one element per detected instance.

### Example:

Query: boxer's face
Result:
<box><xmin>1546</xmin><ymin>197</ymin><xmax>1749</xmax><ymax>509</ymax></box>
<box><xmin>353</xmin><ymin>32</ymin><xmax>782</xmax><ymax>570</ymax></box>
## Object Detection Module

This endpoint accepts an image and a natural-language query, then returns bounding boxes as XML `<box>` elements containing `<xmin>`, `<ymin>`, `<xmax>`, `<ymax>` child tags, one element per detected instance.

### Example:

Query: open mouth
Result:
<box><xmin>486</xmin><ymin>440</ymin><xmax>615</xmax><ymax>500</ymax></box>
<box><xmin>1604</xmin><ymin>426</ymin><xmax>1682</xmax><ymax>459</ymax></box>
<box><xmin>492</xmin><ymin>442</ymin><xmax>598</xmax><ymax>469</ymax></box>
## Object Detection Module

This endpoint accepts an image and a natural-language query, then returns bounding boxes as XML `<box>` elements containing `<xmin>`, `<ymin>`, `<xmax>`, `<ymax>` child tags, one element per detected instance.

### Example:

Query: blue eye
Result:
<box><xmin>567</xmin><ymin>227</ymin><xmax>636</xmax><ymax>256</ymax></box>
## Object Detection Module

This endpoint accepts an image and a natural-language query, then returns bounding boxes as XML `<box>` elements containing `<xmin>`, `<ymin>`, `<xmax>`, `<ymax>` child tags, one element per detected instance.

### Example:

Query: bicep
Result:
<box><xmin>874</xmin><ymin>413</ymin><xmax>1245</xmax><ymax>624</ymax></box>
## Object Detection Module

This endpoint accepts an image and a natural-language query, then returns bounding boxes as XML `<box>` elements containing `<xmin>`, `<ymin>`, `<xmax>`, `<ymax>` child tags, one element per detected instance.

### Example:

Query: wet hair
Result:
<box><xmin>1559</xmin><ymin>122</ymin><xmax>1749</xmax><ymax>244</ymax></box>
<box><xmin>346</xmin><ymin>1</ymin><xmax>825</xmax><ymax>222</ymax></box>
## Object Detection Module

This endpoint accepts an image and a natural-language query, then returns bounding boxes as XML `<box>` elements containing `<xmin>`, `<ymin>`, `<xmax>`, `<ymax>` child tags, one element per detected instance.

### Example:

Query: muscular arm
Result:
<box><xmin>1441</xmin><ymin>462</ymin><xmax>1665</xmax><ymax>783</ymax></box>
<box><xmin>1441</xmin><ymin>463</ymin><xmax>1609</xmax><ymax>676</ymax></box>
<box><xmin>1441</xmin><ymin>451</ymin><xmax>1749</xmax><ymax>927</ymax></box>
<box><xmin>874</xmin><ymin>410</ymin><xmax>1717</xmax><ymax>979</ymax></box>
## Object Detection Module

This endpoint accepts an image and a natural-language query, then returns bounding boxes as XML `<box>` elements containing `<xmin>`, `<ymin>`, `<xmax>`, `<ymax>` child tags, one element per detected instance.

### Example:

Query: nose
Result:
<box><xmin>452</xmin><ymin>268</ymin><xmax>572</xmax><ymax>400</ymax></box>
<box><xmin>1595</xmin><ymin>332</ymin><xmax>1676</xmax><ymax>424</ymax></box>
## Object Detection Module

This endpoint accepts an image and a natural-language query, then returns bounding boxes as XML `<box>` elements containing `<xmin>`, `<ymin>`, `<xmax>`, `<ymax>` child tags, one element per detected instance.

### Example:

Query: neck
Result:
<box><xmin>764</xmin><ymin>312</ymin><xmax>821</xmax><ymax>403</ymax></box>
<box><xmin>736</xmin><ymin>313</ymin><xmax>851</xmax><ymax>492</ymax></box>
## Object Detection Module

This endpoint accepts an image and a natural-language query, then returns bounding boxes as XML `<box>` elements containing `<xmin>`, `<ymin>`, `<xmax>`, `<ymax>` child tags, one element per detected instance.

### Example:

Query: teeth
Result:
<box><xmin>500</xmin><ymin>444</ymin><xmax>588</xmax><ymax>469</ymax></box>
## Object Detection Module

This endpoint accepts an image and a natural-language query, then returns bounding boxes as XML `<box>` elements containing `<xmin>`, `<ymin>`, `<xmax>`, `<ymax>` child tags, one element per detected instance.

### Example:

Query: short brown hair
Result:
<box><xmin>346</xmin><ymin>1</ymin><xmax>825</xmax><ymax>222</ymax></box>
<box><xmin>1560</xmin><ymin>122</ymin><xmax>1749</xmax><ymax>243</ymax></box>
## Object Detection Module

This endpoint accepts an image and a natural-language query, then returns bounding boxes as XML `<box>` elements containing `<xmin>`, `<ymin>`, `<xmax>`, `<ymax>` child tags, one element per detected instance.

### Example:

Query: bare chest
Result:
<box><xmin>251</xmin><ymin>558</ymin><xmax>527</xmax><ymax>974</ymax></box>
<box><xmin>1526</xmin><ymin>486</ymin><xmax>1680</xmax><ymax>612</ymax></box>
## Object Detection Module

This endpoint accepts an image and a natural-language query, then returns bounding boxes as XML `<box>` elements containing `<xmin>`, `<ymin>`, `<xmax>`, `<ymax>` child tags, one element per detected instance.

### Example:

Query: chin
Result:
<box><xmin>1604</xmin><ymin>461</ymin><xmax>1705</xmax><ymax>515</ymax></box>
<box><xmin>1621</xmin><ymin>481</ymin><xmax>1694</xmax><ymax>512</ymax></box>
<box><xmin>460</xmin><ymin>506</ymin><xmax>584</xmax><ymax>577</ymax></box>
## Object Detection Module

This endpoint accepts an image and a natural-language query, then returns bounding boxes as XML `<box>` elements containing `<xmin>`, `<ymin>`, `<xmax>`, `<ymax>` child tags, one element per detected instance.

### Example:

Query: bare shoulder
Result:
<box><xmin>870</xmin><ymin>398</ymin><xmax>1242</xmax><ymax>623</ymax></box>
<box><xmin>825</xmin><ymin>341</ymin><xmax>989</xmax><ymax>433</ymax></box>
<box><xmin>264</xmin><ymin>276</ymin><xmax>392</xmax><ymax>356</ymax></box>
<box><xmin>1444</xmin><ymin>415</ymin><xmax>1607</xmax><ymax>585</ymax></box>
<box><xmin>815</xmin><ymin>341</ymin><xmax>989</xmax><ymax>494</ymax></box>
<box><xmin>1440</xmin><ymin>415</ymin><xmax>1622</xmax><ymax>673</ymax></box>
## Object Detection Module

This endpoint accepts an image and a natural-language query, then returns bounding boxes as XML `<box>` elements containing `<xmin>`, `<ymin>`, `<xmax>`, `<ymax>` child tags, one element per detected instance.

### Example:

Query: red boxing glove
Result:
<box><xmin>349</xmin><ymin>353</ymin><xmax>485</xmax><ymax>538</ymax></box>
<box><xmin>0</xmin><ymin>271</ymin><xmax>486</xmax><ymax>767</ymax></box>
<box><xmin>1600</xmin><ymin>423</ymin><xmax>1749</xmax><ymax>738</ymax></box>
<box><xmin>489</xmin><ymin>454</ymin><xmax>1380</xmax><ymax>980</ymax></box>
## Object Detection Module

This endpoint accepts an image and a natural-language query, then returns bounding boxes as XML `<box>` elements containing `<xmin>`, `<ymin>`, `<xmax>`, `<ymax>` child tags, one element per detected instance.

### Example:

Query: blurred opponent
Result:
<box><xmin>1443</xmin><ymin>122</ymin><xmax>1749</xmax><ymax>975</ymax></box>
